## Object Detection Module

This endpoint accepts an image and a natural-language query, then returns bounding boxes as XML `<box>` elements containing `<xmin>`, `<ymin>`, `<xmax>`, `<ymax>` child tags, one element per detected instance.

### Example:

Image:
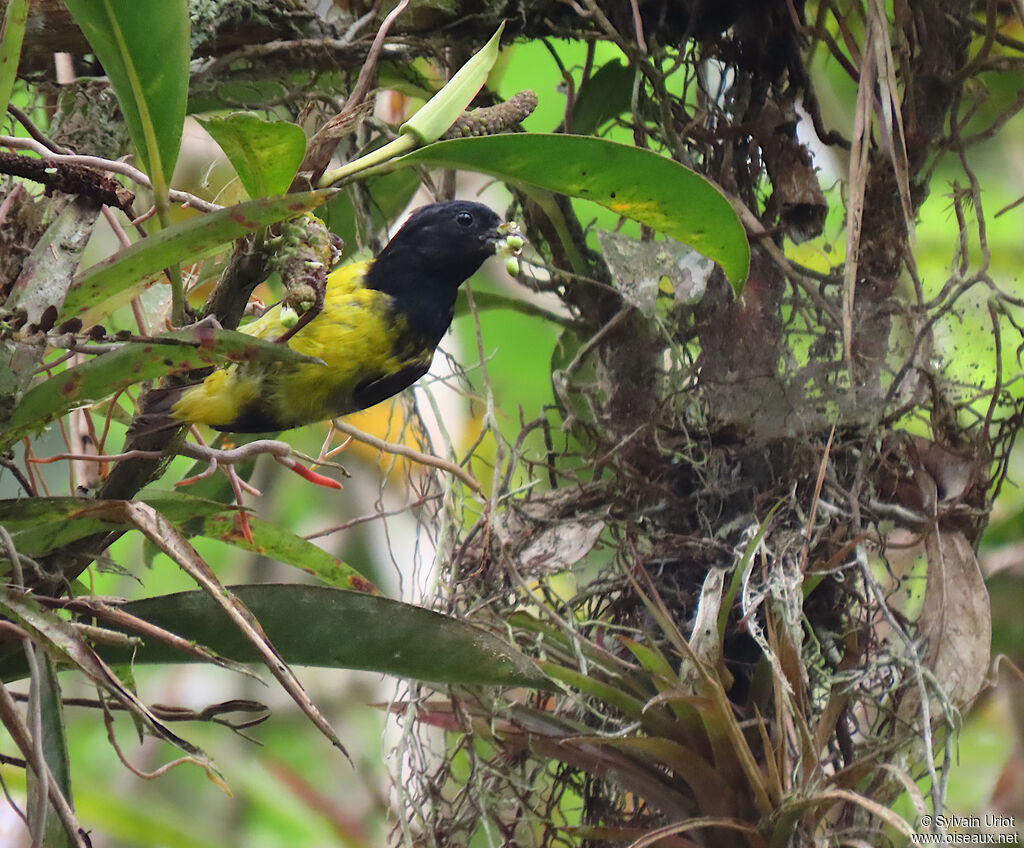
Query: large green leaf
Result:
<box><xmin>0</xmin><ymin>0</ymin><xmax>28</xmax><ymax>115</ymax></box>
<box><xmin>398</xmin><ymin>133</ymin><xmax>750</xmax><ymax>290</ymax></box>
<box><xmin>198</xmin><ymin>113</ymin><xmax>307</xmax><ymax>198</ymax></box>
<box><xmin>62</xmin><ymin>0</ymin><xmax>188</xmax><ymax>201</ymax></box>
<box><xmin>60</xmin><ymin>189</ymin><xmax>335</xmax><ymax>322</ymax></box>
<box><xmin>0</xmin><ymin>585</ymin><xmax>549</xmax><ymax>688</ymax></box>
<box><xmin>3</xmin><ymin>326</ymin><xmax>321</xmax><ymax>447</ymax></box>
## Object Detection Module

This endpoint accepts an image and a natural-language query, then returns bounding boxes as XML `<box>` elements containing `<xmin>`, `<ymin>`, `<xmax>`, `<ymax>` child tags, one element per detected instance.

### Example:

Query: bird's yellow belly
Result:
<box><xmin>172</xmin><ymin>265</ymin><xmax>419</xmax><ymax>431</ymax></box>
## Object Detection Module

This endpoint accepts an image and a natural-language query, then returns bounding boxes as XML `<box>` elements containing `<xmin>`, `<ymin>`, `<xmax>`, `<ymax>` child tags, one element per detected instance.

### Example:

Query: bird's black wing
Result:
<box><xmin>352</xmin><ymin>361</ymin><xmax>432</xmax><ymax>411</ymax></box>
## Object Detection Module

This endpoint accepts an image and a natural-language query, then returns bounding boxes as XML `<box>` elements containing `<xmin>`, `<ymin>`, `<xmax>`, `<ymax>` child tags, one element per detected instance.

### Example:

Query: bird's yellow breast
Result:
<box><xmin>172</xmin><ymin>262</ymin><xmax>421</xmax><ymax>430</ymax></box>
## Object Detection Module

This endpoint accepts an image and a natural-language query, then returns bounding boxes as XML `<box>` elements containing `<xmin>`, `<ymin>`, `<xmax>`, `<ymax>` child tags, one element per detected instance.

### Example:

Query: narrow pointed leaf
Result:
<box><xmin>3</xmin><ymin>326</ymin><xmax>321</xmax><ymax>448</ymax></box>
<box><xmin>0</xmin><ymin>585</ymin><xmax>551</xmax><ymax>688</ymax></box>
<box><xmin>0</xmin><ymin>492</ymin><xmax>375</xmax><ymax>592</ymax></box>
<box><xmin>60</xmin><ymin>189</ymin><xmax>336</xmax><ymax>322</ymax></box>
<box><xmin>538</xmin><ymin>661</ymin><xmax>646</xmax><ymax>718</ymax></box>
<box><xmin>318</xmin><ymin>22</ymin><xmax>505</xmax><ymax>186</ymax></box>
<box><xmin>400</xmin><ymin>21</ymin><xmax>505</xmax><ymax>144</ymax></box>
<box><xmin>398</xmin><ymin>133</ymin><xmax>750</xmax><ymax>290</ymax></box>
<box><xmin>151</xmin><ymin>490</ymin><xmax>376</xmax><ymax>592</ymax></box>
<box><xmin>26</xmin><ymin>652</ymin><xmax>74</xmax><ymax>848</ymax></box>
<box><xmin>0</xmin><ymin>493</ymin><xmax>230</xmax><ymax>558</ymax></box>
<box><xmin>62</xmin><ymin>0</ymin><xmax>188</xmax><ymax>198</ymax></box>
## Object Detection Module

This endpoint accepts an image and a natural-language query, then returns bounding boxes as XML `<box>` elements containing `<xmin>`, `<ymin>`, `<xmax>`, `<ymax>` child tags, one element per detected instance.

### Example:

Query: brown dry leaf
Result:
<box><xmin>519</xmin><ymin>519</ymin><xmax>605</xmax><ymax>575</ymax></box>
<box><xmin>492</xmin><ymin>488</ymin><xmax>607</xmax><ymax>577</ymax></box>
<box><xmin>921</xmin><ymin>528</ymin><xmax>991</xmax><ymax>709</ymax></box>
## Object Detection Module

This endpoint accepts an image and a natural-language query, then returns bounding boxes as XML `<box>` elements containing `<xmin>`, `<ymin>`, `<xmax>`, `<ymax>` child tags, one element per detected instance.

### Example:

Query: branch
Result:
<box><xmin>330</xmin><ymin>419</ymin><xmax>483</xmax><ymax>495</ymax></box>
<box><xmin>0</xmin><ymin>151</ymin><xmax>135</xmax><ymax>214</ymax></box>
<box><xmin>0</xmin><ymin>136</ymin><xmax>220</xmax><ymax>213</ymax></box>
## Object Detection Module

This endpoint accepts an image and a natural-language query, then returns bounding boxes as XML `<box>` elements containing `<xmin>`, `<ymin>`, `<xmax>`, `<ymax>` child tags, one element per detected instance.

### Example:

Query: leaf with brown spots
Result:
<box><xmin>2</xmin><ymin>326</ymin><xmax>322</xmax><ymax>450</ymax></box>
<box><xmin>61</xmin><ymin>189</ymin><xmax>335</xmax><ymax>324</ymax></box>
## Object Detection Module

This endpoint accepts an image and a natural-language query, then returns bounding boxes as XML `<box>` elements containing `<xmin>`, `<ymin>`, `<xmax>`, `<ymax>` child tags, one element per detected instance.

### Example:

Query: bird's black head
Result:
<box><xmin>367</xmin><ymin>200</ymin><xmax>505</xmax><ymax>299</ymax></box>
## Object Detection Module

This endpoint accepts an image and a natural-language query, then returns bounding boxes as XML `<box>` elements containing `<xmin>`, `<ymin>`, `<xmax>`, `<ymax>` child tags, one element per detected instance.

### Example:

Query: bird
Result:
<box><xmin>165</xmin><ymin>200</ymin><xmax>522</xmax><ymax>433</ymax></box>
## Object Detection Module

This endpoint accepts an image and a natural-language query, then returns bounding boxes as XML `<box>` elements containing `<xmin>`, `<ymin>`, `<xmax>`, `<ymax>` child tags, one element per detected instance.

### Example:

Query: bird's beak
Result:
<box><xmin>490</xmin><ymin>220</ymin><xmax>526</xmax><ymax>276</ymax></box>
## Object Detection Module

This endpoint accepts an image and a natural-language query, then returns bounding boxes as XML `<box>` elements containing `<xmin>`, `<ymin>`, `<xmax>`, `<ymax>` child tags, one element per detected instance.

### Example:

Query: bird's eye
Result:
<box><xmin>455</xmin><ymin>211</ymin><xmax>474</xmax><ymax>227</ymax></box>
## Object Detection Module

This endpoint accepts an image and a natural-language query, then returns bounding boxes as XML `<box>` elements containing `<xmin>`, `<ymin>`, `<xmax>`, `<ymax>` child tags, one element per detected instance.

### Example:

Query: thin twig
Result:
<box><xmin>0</xmin><ymin>457</ymin><xmax>35</xmax><ymax>497</ymax></box>
<box><xmin>330</xmin><ymin>418</ymin><xmax>483</xmax><ymax>495</ymax></box>
<box><xmin>0</xmin><ymin>135</ymin><xmax>220</xmax><ymax>212</ymax></box>
<box><xmin>304</xmin><ymin>493</ymin><xmax>443</xmax><ymax>540</ymax></box>
<box><xmin>99</xmin><ymin>698</ymin><xmax>213</xmax><ymax>781</ymax></box>
<box><xmin>0</xmin><ymin>681</ymin><xmax>89</xmax><ymax>848</ymax></box>
<box><xmin>6</xmin><ymin>104</ymin><xmax>73</xmax><ymax>155</ymax></box>
<box><xmin>343</xmin><ymin>0</ymin><xmax>409</xmax><ymax>114</ymax></box>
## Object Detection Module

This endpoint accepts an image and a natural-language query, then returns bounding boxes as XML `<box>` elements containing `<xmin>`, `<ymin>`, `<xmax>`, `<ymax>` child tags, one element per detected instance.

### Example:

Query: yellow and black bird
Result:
<box><xmin>169</xmin><ymin>201</ymin><xmax>521</xmax><ymax>433</ymax></box>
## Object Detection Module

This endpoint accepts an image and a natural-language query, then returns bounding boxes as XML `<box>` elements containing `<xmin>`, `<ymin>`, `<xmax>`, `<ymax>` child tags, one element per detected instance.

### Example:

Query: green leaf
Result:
<box><xmin>572</xmin><ymin>59</ymin><xmax>635</xmax><ymax>135</ymax></box>
<box><xmin>2</xmin><ymin>326</ymin><xmax>322</xmax><ymax>448</ymax></box>
<box><xmin>60</xmin><ymin>189</ymin><xmax>336</xmax><ymax>323</ymax></box>
<box><xmin>0</xmin><ymin>0</ymin><xmax>29</xmax><ymax>115</ymax></box>
<box><xmin>0</xmin><ymin>585</ymin><xmax>549</xmax><ymax>688</ymax></box>
<box><xmin>0</xmin><ymin>497</ymin><xmax>117</xmax><ymax>558</ymax></box>
<box><xmin>146</xmin><ymin>491</ymin><xmax>376</xmax><ymax>592</ymax></box>
<box><xmin>318</xmin><ymin>22</ymin><xmax>505</xmax><ymax>187</ymax></box>
<box><xmin>215</xmin><ymin>515</ymin><xmax>375</xmax><ymax>591</ymax></box>
<box><xmin>538</xmin><ymin>661</ymin><xmax>646</xmax><ymax>719</ymax></box>
<box><xmin>398</xmin><ymin>133</ymin><xmax>750</xmax><ymax>291</ymax></box>
<box><xmin>61</xmin><ymin>0</ymin><xmax>188</xmax><ymax>202</ymax></box>
<box><xmin>0</xmin><ymin>491</ymin><xmax>375</xmax><ymax>592</ymax></box>
<box><xmin>197</xmin><ymin>113</ymin><xmax>307</xmax><ymax>198</ymax></box>
<box><xmin>0</xmin><ymin>492</ymin><xmax>228</xmax><ymax>559</ymax></box>
<box><xmin>0</xmin><ymin>493</ymin><xmax>226</xmax><ymax>559</ymax></box>
<box><xmin>400</xmin><ymin>21</ymin><xmax>505</xmax><ymax>144</ymax></box>
<box><xmin>27</xmin><ymin>652</ymin><xmax>74</xmax><ymax>848</ymax></box>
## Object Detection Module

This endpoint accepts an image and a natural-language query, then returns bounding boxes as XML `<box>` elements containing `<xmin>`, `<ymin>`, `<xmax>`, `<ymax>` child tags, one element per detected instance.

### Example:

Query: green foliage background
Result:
<box><xmin>1</xmin><ymin>3</ymin><xmax>1024</xmax><ymax>847</ymax></box>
